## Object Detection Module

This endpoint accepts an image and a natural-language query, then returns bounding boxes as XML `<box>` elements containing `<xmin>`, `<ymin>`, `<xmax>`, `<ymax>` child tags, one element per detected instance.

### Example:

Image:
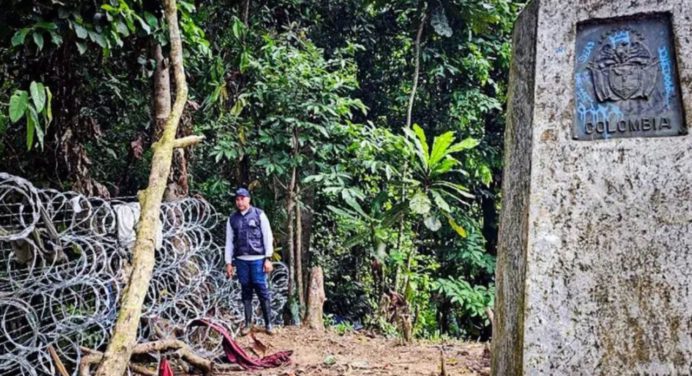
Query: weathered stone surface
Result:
<box><xmin>491</xmin><ymin>1</ymin><xmax>538</xmax><ymax>374</ymax></box>
<box><xmin>493</xmin><ymin>1</ymin><xmax>692</xmax><ymax>375</ymax></box>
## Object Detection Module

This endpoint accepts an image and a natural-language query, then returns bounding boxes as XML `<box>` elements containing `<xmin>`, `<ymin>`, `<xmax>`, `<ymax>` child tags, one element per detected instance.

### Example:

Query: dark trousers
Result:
<box><xmin>234</xmin><ymin>258</ymin><xmax>271</xmax><ymax>302</ymax></box>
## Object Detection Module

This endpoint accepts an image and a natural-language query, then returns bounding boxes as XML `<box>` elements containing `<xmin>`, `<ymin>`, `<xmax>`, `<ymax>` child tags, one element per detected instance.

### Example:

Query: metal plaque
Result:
<box><xmin>573</xmin><ymin>13</ymin><xmax>686</xmax><ymax>140</ymax></box>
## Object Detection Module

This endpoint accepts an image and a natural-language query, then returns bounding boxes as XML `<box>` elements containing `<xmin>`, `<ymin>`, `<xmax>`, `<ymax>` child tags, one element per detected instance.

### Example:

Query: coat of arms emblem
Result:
<box><xmin>588</xmin><ymin>29</ymin><xmax>658</xmax><ymax>101</ymax></box>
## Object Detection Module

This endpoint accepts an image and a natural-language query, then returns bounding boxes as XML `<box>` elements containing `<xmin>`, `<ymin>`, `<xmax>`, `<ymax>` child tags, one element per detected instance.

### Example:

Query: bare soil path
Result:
<box><xmin>214</xmin><ymin>326</ymin><xmax>490</xmax><ymax>376</ymax></box>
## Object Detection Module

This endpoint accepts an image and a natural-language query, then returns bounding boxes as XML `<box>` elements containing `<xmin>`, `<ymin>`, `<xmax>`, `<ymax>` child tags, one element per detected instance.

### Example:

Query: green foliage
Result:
<box><xmin>402</xmin><ymin>123</ymin><xmax>478</xmax><ymax>234</ymax></box>
<box><xmin>200</xmin><ymin>28</ymin><xmax>365</xmax><ymax>198</ymax></box>
<box><xmin>0</xmin><ymin>0</ymin><xmax>519</xmax><ymax>341</ymax></box>
<box><xmin>432</xmin><ymin>278</ymin><xmax>494</xmax><ymax>324</ymax></box>
<box><xmin>333</xmin><ymin>321</ymin><xmax>355</xmax><ymax>335</ymax></box>
<box><xmin>7</xmin><ymin>82</ymin><xmax>52</xmax><ymax>150</ymax></box>
<box><xmin>10</xmin><ymin>1</ymin><xmax>155</xmax><ymax>56</ymax></box>
<box><xmin>363</xmin><ymin>310</ymin><xmax>400</xmax><ymax>338</ymax></box>
<box><xmin>178</xmin><ymin>1</ymin><xmax>211</xmax><ymax>56</ymax></box>
<box><xmin>11</xmin><ymin>21</ymin><xmax>61</xmax><ymax>51</ymax></box>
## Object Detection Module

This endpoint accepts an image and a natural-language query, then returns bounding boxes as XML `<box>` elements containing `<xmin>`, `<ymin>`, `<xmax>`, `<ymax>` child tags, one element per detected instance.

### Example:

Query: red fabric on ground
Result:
<box><xmin>190</xmin><ymin>319</ymin><xmax>292</xmax><ymax>370</ymax></box>
<box><xmin>159</xmin><ymin>358</ymin><xmax>175</xmax><ymax>376</ymax></box>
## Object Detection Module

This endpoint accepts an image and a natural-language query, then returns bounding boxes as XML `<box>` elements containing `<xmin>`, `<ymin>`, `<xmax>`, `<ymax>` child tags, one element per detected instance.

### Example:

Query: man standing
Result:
<box><xmin>225</xmin><ymin>188</ymin><xmax>275</xmax><ymax>335</ymax></box>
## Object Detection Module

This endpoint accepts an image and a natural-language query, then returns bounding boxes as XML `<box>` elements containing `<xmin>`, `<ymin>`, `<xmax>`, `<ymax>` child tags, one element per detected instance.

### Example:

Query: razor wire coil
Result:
<box><xmin>0</xmin><ymin>173</ymin><xmax>288</xmax><ymax>375</ymax></box>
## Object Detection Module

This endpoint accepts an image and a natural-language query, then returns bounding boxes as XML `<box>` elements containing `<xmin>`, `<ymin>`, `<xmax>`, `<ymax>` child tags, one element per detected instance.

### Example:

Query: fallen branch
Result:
<box><xmin>80</xmin><ymin>339</ymin><xmax>213</xmax><ymax>376</ymax></box>
<box><xmin>172</xmin><ymin>135</ymin><xmax>205</xmax><ymax>149</ymax></box>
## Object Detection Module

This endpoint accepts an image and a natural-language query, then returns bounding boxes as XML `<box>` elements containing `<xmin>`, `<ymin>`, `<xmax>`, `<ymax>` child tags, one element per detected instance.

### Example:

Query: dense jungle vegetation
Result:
<box><xmin>0</xmin><ymin>0</ymin><xmax>521</xmax><ymax>340</ymax></box>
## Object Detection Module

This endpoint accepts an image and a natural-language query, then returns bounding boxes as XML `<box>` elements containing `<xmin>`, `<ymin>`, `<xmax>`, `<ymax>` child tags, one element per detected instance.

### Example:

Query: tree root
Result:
<box><xmin>79</xmin><ymin>339</ymin><xmax>213</xmax><ymax>376</ymax></box>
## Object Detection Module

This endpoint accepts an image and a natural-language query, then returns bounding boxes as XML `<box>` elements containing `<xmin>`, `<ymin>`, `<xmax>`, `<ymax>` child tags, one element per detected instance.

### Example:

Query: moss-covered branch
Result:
<box><xmin>92</xmin><ymin>1</ymin><xmax>199</xmax><ymax>375</ymax></box>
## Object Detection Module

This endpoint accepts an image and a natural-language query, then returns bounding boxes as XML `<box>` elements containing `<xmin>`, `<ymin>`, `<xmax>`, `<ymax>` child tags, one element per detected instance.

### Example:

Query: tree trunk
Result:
<box><xmin>152</xmin><ymin>41</ymin><xmax>190</xmax><ymax>201</ymax></box>
<box><xmin>285</xmin><ymin>166</ymin><xmax>299</xmax><ymax>324</ymax></box>
<box><xmin>394</xmin><ymin>11</ymin><xmax>425</xmax><ymax>290</ymax></box>
<box><xmin>295</xmin><ymin>182</ymin><xmax>305</xmax><ymax>310</ymax></box>
<box><xmin>93</xmin><ymin>1</ymin><xmax>203</xmax><ymax>375</ymax></box>
<box><xmin>392</xmin><ymin>163</ymin><xmax>408</xmax><ymax>289</ymax></box>
<box><xmin>243</xmin><ymin>0</ymin><xmax>251</xmax><ymax>26</ymax></box>
<box><xmin>300</xmin><ymin>183</ymin><xmax>314</xmax><ymax>296</ymax></box>
<box><xmin>304</xmin><ymin>266</ymin><xmax>325</xmax><ymax>330</ymax></box>
<box><xmin>115</xmin><ymin>42</ymin><xmax>169</xmax><ymax>197</ymax></box>
<box><xmin>406</xmin><ymin>11</ymin><xmax>427</xmax><ymax>128</ymax></box>
<box><xmin>152</xmin><ymin>43</ymin><xmax>170</xmax><ymax>140</ymax></box>
<box><xmin>153</xmin><ymin>38</ymin><xmax>190</xmax><ymax>265</ymax></box>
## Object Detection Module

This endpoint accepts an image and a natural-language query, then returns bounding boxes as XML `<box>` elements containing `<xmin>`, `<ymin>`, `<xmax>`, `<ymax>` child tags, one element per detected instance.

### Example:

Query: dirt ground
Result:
<box><xmin>218</xmin><ymin>326</ymin><xmax>491</xmax><ymax>376</ymax></box>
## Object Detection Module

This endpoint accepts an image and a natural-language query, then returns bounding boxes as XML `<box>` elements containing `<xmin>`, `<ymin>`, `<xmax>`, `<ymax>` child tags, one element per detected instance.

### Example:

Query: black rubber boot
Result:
<box><xmin>241</xmin><ymin>299</ymin><xmax>253</xmax><ymax>335</ymax></box>
<box><xmin>260</xmin><ymin>299</ymin><xmax>274</xmax><ymax>335</ymax></box>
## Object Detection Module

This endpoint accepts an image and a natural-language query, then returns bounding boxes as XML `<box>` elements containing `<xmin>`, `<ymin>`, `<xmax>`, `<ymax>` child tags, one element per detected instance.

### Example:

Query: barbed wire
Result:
<box><xmin>0</xmin><ymin>173</ymin><xmax>288</xmax><ymax>375</ymax></box>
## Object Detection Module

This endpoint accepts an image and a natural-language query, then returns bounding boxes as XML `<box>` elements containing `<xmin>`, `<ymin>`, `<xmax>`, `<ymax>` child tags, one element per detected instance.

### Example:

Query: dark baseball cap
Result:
<box><xmin>235</xmin><ymin>188</ymin><xmax>251</xmax><ymax>197</ymax></box>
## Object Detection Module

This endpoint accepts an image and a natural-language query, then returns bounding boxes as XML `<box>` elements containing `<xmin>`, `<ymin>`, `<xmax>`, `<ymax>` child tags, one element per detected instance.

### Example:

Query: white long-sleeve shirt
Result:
<box><xmin>224</xmin><ymin>207</ymin><xmax>274</xmax><ymax>264</ymax></box>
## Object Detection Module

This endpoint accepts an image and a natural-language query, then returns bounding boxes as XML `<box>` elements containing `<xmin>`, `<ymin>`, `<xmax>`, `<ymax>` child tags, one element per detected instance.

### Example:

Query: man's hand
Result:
<box><xmin>225</xmin><ymin>263</ymin><xmax>234</xmax><ymax>279</ymax></box>
<box><xmin>263</xmin><ymin>259</ymin><xmax>273</xmax><ymax>274</ymax></box>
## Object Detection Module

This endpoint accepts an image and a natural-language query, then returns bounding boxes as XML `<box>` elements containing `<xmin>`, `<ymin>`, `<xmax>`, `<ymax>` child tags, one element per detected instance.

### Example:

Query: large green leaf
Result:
<box><xmin>230</xmin><ymin>97</ymin><xmax>244</xmax><ymax>116</ymax></box>
<box><xmin>479</xmin><ymin>164</ymin><xmax>493</xmax><ymax>186</ymax></box>
<box><xmin>9</xmin><ymin>90</ymin><xmax>28</xmax><ymax>123</ymax></box>
<box><xmin>30</xmin><ymin>82</ymin><xmax>46</xmax><ymax>113</ymax></box>
<box><xmin>115</xmin><ymin>20</ymin><xmax>130</xmax><ymax>36</ymax></box>
<box><xmin>49</xmin><ymin>31</ymin><xmax>63</xmax><ymax>46</ymax></box>
<box><xmin>134</xmin><ymin>14</ymin><xmax>151</xmax><ymax>34</ymax></box>
<box><xmin>430</xmin><ymin>189</ymin><xmax>451</xmax><ymax>213</ymax></box>
<box><xmin>433</xmin><ymin>181</ymin><xmax>475</xmax><ymax>199</ymax></box>
<box><xmin>344</xmin><ymin>195</ymin><xmax>371</xmax><ymax>220</ymax></box>
<box><xmin>239</xmin><ymin>50</ymin><xmax>251</xmax><ymax>73</ymax></box>
<box><xmin>88</xmin><ymin>31</ymin><xmax>108</xmax><ymax>48</ymax></box>
<box><xmin>437</xmin><ymin>189</ymin><xmax>470</xmax><ymax>206</ymax></box>
<box><xmin>144</xmin><ymin>12</ymin><xmax>159</xmax><ymax>30</ymax></box>
<box><xmin>26</xmin><ymin>106</ymin><xmax>37</xmax><ymax>150</ymax></box>
<box><xmin>409</xmin><ymin>191</ymin><xmax>431</xmax><ymax>215</ymax></box>
<box><xmin>44</xmin><ymin>86</ymin><xmax>53</xmax><ymax>124</ymax></box>
<box><xmin>32</xmin><ymin>32</ymin><xmax>44</xmax><ymax>51</ymax></box>
<box><xmin>11</xmin><ymin>28</ymin><xmax>30</xmax><ymax>47</ymax></box>
<box><xmin>445</xmin><ymin>214</ymin><xmax>467</xmax><ymax>238</ymax></box>
<box><xmin>76</xmin><ymin>42</ymin><xmax>87</xmax><ymax>55</ymax></box>
<box><xmin>327</xmin><ymin>205</ymin><xmax>358</xmax><ymax>221</ymax></box>
<box><xmin>30</xmin><ymin>107</ymin><xmax>44</xmax><ymax>150</ymax></box>
<box><xmin>35</xmin><ymin>21</ymin><xmax>58</xmax><ymax>30</ymax></box>
<box><xmin>73</xmin><ymin>23</ymin><xmax>88</xmax><ymax>39</ymax></box>
<box><xmin>431</xmin><ymin>157</ymin><xmax>457</xmax><ymax>176</ymax></box>
<box><xmin>429</xmin><ymin>131</ymin><xmax>455</xmax><ymax>167</ymax></box>
<box><xmin>412</xmin><ymin>124</ymin><xmax>428</xmax><ymax>160</ymax></box>
<box><xmin>403</xmin><ymin>125</ymin><xmax>428</xmax><ymax>170</ymax></box>
<box><xmin>424</xmin><ymin>215</ymin><xmax>442</xmax><ymax>231</ymax></box>
<box><xmin>447</xmin><ymin>137</ymin><xmax>480</xmax><ymax>153</ymax></box>
<box><xmin>232</xmin><ymin>19</ymin><xmax>245</xmax><ymax>40</ymax></box>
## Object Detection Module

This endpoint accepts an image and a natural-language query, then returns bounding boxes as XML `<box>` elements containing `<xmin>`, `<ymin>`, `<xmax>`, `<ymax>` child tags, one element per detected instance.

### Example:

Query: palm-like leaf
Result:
<box><xmin>429</xmin><ymin>131</ymin><xmax>455</xmax><ymax>167</ymax></box>
<box><xmin>400</xmin><ymin>125</ymin><xmax>478</xmax><ymax>236</ymax></box>
<box><xmin>412</xmin><ymin>124</ymin><xmax>429</xmax><ymax>158</ymax></box>
<box><xmin>402</xmin><ymin>124</ymin><xmax>429</xmax><ymax>171</ymax></box>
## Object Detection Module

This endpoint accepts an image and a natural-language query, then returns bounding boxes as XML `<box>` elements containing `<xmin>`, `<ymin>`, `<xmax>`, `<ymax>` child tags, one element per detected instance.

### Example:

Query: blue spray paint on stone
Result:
<box><xmin>658</xmin><ymin>46</ymin><xmax>675</xmax><ymax>108</ymax></box>
<box><xmin>578</xmin><ymin>41</ymin><xmax>595</xmax><ymax>64</ymax></box>
<box><xmin>575</xmin><ymin>71</ymin><xmax>624</xmax><ymax>139</ymax></box>
<box><xmin>608</xmin><ymin>30</ymin><xmax>630</xmax><ymax>45</ymax></box>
